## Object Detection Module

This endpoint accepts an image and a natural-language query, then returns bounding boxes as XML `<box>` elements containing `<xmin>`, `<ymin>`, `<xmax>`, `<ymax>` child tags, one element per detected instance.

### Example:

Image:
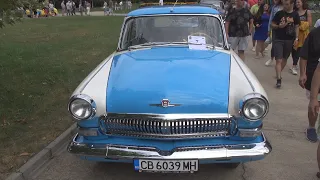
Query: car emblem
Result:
<box><xmin>149</xmin><ymin>99</ymin><xmax>181</xmax><ymax>108</ymax></box>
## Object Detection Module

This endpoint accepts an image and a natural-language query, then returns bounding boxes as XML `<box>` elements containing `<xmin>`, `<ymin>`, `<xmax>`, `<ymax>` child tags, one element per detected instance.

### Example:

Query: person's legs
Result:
<box><xmin>275</xmin><ymin>40</ymin><xmax>293</xmax><ymax>87</ymax></box>
<box><xmin>238</xmin><ymin>50</ymin><xmax>245</xmax><ymax>60</ymax></box>
<box><xmin>228</xmin><ymin>37</ymin><xmax>239</xmax><ymax>51</ymax></box>
<box><xmin>87</xmin><ymin>7</ymin><xmax>90</xmax><ymax>15</ymax></box>
<box><xmin>255</xmin><ymin>41</ymin><xmax>265</xmax><ymax>58</ymax></box>
<box><xmin>238</xmin><ymin>36</ymin><xmax>249</xmax><ymax>61</ymax></box>
<box><xmin>306</xmin><ymin>90</ymin><xmax>319</xmax><ymax>142</ymax></box>
<box><xmin>317</xmin><ymin>142</ymin><xmax>320</xmax><ymax>176</ymax></box>
<box><xmin>282</xmin><ymin>40</ymin><xmax>294</xmax><ymax>71</ymax></box>
<box><xmin>290</xmin><ymin>47</ymin><xmax>300</xmax><ymax>75</ymax></box>
<box><xmin>266</xmin><ymin>31</ymin><xmax>275</xmax><ymax>66</ymax></box>
<box><xmin>273</xmin><ymin>40</ymin><xmax>284</xmax><ymax>88</ymax></box>
<box><xmin>260</xmin><ymin>41</ymin><xmax>267</xmax><ymax>57</ymax></box>
<box><xmin>255</xmin><ymin>40</ymin><xmax>260</xmax><ymax>58</ymax></box>
<box><xmin>252</xmin><ymin>28</ymin><xmax>256</xmax><ymax>51</ymax></box>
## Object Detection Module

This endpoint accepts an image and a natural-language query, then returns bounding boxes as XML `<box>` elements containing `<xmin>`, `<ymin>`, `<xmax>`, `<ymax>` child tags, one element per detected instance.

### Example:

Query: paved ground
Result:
<box><xmin>32</xmin><ymin>47</ymin><xmax>319</xmax><ymax>180</ymax></box>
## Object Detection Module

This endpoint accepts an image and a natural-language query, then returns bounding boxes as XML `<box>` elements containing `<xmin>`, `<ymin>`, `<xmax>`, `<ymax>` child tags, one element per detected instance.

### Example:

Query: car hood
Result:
<box><xmin>106</xmin><ymin>47</ymin><xmax>231</xmax><ymax>114</ymax></box>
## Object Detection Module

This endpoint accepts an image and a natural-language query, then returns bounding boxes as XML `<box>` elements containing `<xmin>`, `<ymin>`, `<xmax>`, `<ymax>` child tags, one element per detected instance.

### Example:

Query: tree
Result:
<box><xmin>0</xmin><ymin>0</ymin><xmax>41</xmax><ymax>28</ymax></box>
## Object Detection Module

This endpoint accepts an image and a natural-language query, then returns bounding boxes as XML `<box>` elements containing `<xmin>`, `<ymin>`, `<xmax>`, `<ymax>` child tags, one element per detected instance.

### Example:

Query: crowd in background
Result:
<box><xmin>25</xmin><ymin>1</ymin><xmax>59</xmax><ymax>18</ymax></box>
<box><xmin>224</xmin><ymin>0</ymin><xmax>319</xmax><ymax>85</ymax></box>
<box><xmin>60</xmin><ymin>0</ymin><xmax>92</xmax><ymax>16</ymax></box>
<box><xmin>225</xmin><ymin>0</ymin><xmax>320</xmax><ymax>177</ymax></box>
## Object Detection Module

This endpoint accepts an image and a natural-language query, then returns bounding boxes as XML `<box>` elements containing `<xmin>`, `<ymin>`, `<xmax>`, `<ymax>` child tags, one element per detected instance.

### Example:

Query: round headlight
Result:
<box><xmin>241</xmin><ymin>94</ymin><xmax>269</xmax><ymax>120</ymax></box>
<box><xmin>68</xmin><ymin>95</ymin><xmax>96</xmax><ymax>120</ymax></box>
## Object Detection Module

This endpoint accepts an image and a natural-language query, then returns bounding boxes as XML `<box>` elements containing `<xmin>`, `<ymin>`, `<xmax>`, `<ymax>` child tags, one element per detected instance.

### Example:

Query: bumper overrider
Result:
<box><xmin>67</xmin><ymin>133</ymin><xmax>272</xmax><ymax>161</ymax></box>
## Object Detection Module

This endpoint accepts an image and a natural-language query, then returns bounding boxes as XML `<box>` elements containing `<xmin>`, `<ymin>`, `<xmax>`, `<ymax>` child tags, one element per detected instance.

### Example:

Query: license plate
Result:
<box><xmin>134</xmin><ymin>159</ymin><xmax>198</xmax><ymax>173</ymax></box>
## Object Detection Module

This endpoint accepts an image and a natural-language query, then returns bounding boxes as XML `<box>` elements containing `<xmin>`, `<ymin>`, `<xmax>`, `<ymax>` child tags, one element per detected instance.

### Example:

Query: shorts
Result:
<box><xmin>228</xmin><ymin>36</ymin><xmax>249</xmax><ymax>51</ymax></box>
<box><xmin>273</xmin><ymin>39</ymin><xmax>294</xmax><ymax>60</ymax></box>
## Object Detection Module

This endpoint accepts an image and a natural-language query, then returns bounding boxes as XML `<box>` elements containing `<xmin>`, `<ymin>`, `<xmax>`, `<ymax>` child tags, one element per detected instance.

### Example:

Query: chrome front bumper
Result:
<box><xmin>67</xmin><ymin>133</ymin><xmax>272</xmax><ymax>161</ymax></box>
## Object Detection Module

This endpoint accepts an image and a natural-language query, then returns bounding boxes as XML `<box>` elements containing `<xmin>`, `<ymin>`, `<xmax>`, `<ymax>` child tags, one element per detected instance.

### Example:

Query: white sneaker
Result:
<box><xmin>265</xmin><ymin>59</ymin><xmax>273</xmax><ymax>66</ymax></box>
<box><xmin>290</xmin><ymin>67</ymin><xmax>298</xmax><ymax>75</ymax></box>
<box><xmin>252</xmin><ymin>47</ymin><xmax>255</xmax><ymax>52</ymax></box>
<box><xmin>264</xmin><ymin>48</ymin><xmax>268</xmax><ymax>51</ymax></box>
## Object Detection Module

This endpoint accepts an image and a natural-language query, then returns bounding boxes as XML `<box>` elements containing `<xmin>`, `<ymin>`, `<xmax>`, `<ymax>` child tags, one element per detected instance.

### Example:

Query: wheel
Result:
<box><xmin>221</xmin><ymin>163</ymin><xmax>241</xmax><ymax>169</ymax></box>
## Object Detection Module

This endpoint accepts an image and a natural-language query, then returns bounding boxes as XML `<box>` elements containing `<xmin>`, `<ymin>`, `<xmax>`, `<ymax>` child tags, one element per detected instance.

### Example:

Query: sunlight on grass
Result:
<box><xmin>0</xmin><ymin>16</ymin><xmax>123</xmax><ymax>178</ymax></box>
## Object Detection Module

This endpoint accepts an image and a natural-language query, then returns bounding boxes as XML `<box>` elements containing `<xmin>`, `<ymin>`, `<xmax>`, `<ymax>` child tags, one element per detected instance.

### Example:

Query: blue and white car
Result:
<box><xmin>67</xmin><ymin>5</ymin><xmax>272</xmax><ymax>173</ymax></box>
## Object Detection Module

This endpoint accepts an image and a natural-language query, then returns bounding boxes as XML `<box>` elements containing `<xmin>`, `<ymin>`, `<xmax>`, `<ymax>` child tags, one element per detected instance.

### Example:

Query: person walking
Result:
<box><xmin>271</xmin><ymin>0</ymin><xmax>300</xmax><ymax>88</ymax></box>
<box><xmin>265</xmin><ymin>0</ymin><xmax>283</xmax><ymax>66</ymax></box>
<box><xmin>109</xmin><ymin>0</ymin><xmax>113</xmax><ymax>15</ymax></box>
<box><xmin>84</xmin><ymin>1</ymin><xmax>87</xmax><ymax>15</ymax></box>
<box><xmin>225</xmin><ymin>0</ymin><xmax>254</xmax><ymax>61</ymax></box>
<box><xmin>71</xmin><ymin>0</ymin><xmax>76</xmax><ymax>16</ymax></box>
<box><xmin>48</xmin><ymin>1</ymin><xmax>54</xmax><ymax>15</ymax></box>
<box><xmin>250</xmin><ymin>0</ymin><xmax>264</xmax><ymax>52</ymax></box>
<box><xmin>159</xmin><ymin>0</ymin><xmax>164</xmax><ymax>6</ymax></box>
<box><xmin>309</xmin><ymin>59</ymin><xmax>320</xmax><ymax>178</ymax></box>
<box><xmin>61</xmin><ymin>1</ymin><xmax>66</xmax><ymax>16</ymax></box>
<box><xmin>104</xmin><ymin>1</ymin><xmax>108</xmax><ymax>16</ymax></box>
<box><xmin>299</xmin><ymin>27</ymin><xmax>320</xmax><ymax>143</ymax></box>
<box><xmin>248</xmin><ymin>0</ymin><xmax>258</xmax><ymax>7</ymax></box>
<box><xmin>79</xmin><ymin>0</ymin><xmax>84</xmax><ymax>16</ymax></box>
<box><xmin>86</xmin><ymin>1</ymin><xmax>91</xmax><ymax>16</ymax></box>
<box><xmin>66</xmin><ymin>1</ymin><xmax>72</xmax><ymax>16</ymax></box>
<box><xmin>253</xmin><ymin>3</ymin><xmax>270</xmax><ymax>58</ymax></box>
<box><xmin>290</xmin><ymin>0</ymin><xmax>312</xmax><ymax>75</ymax></box>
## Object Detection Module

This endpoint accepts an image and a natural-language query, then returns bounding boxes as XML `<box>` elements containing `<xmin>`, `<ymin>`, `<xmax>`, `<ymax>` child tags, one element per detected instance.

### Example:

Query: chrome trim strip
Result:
<box><xmin>104</xmin><ymin>113</ymin><xmax>232</xmax><ymax>120</ymax></box>
<box><xmin>238</xmin><ymin>126</ymin><xmax>263</xmax><ymax>137</ymax></box>
<box><xmin>67</xmin><ymin>133</ymin><xmax>272</xmax><ymax>160</ymax></box>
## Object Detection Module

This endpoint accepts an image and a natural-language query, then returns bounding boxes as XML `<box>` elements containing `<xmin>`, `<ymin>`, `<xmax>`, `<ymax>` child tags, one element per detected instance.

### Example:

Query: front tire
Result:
<box><xmin>221</xmin><ymin>163</ymin><xmax>241</xmax><ymax>169</ymax></box>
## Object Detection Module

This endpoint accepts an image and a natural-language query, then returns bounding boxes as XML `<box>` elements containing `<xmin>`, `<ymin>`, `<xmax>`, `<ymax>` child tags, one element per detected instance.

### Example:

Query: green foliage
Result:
<box><xmin>0</xmin><ymin>0</ymin><xmax>41</xmax><ymax>28</ymax></box>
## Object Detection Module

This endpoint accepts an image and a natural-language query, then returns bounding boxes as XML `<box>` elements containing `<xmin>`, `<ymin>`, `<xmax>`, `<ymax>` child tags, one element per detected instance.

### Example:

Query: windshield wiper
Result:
<box><xmin>127</xmin><ymin>42</ymin><xmax>215</xmax><ymax>51</ymax></box>
<box><xmin>170</xmin><ymin>42</ymin><xmax>215</xmax><ymax>49</ymax></box>
<box><xmin>128</xmin><ymin>42</ymin><xmax>171</xmax><ymax>50</ymax></box>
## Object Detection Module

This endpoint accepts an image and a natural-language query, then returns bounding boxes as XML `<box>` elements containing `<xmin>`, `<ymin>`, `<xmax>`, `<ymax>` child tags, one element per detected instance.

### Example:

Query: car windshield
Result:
<box><xmin>120</xmin><ymin>15</ymin><xmax>224</xmax><ymax>50</ymax></box>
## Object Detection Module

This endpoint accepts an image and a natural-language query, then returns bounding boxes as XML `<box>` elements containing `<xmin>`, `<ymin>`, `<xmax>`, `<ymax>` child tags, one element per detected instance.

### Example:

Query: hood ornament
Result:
<box><xmin>150</xmin><ymin>99</ymin><xmax>181</xmax><ymax>108</ymax></box>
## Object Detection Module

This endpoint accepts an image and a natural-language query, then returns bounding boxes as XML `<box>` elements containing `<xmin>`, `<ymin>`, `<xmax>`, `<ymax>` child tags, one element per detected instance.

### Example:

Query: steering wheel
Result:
<box><xmin>189</xmin><ymin>32</ymin><xmax>215</xmax><ymax>43</ymax></box>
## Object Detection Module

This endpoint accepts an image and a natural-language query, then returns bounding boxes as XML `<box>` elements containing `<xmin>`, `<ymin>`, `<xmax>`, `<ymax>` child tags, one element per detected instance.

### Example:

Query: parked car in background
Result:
<box><xmin>67</xmin><ymin>5</ymin><xmax>272</xmax><ymax>173</ymax></box>
<box><xmin>199</xmin><ymin>0</ymin><xmax>226</xmax><ymax>18</ymax></box>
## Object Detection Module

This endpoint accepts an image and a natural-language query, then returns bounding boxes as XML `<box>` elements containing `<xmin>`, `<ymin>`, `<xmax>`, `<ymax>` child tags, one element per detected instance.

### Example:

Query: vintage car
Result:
<box><xmin>67</xmin><ymin>5</ymin><xmax>272</xmax><ymax>173</ymax></box>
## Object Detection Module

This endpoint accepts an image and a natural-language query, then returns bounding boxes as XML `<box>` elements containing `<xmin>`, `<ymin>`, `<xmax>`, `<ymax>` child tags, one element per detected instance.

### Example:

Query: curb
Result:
<box><xmin>5</xmin><ymin>123</ymin><xmax>77</xmax><ymax>180</ymax></box>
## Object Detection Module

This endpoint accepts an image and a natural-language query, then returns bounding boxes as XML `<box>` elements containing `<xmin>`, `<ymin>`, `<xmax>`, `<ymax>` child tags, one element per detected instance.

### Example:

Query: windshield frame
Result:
<box><xmin>117</xmin><ymin>14</ymin><xmax>228</xmax><ymax>51</ymax></box>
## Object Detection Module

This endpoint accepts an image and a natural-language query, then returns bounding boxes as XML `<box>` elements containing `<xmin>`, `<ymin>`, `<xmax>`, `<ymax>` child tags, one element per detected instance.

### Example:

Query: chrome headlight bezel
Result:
<box><xmin>239</xmin><ymin>93</ymin><xmax>269</xmax><ymax>121</ymax></box>
<box><xmin>68</xmin><ymin>94</ymin><xmax>97</xmax><ymax>120</ymax></box>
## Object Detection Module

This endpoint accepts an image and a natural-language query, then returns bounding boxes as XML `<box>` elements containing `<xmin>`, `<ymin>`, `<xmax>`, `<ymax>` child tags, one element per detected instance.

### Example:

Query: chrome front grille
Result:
<box><xmin>101</xmin><ymin>113</ymin><xmax>236</xmax><ymax>139</ymax></box>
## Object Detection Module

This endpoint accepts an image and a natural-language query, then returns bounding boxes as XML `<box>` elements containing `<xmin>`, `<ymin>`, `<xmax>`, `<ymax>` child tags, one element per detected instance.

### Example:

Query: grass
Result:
<box><xmin>0</xmin><ymin>16</ymin><xmax>123</xmax><ymax>179</ymax></box>
<box><xmin>0</xmin><ymin>11</ymin><xmax>319</xmax><ymax>179</ymax></box>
